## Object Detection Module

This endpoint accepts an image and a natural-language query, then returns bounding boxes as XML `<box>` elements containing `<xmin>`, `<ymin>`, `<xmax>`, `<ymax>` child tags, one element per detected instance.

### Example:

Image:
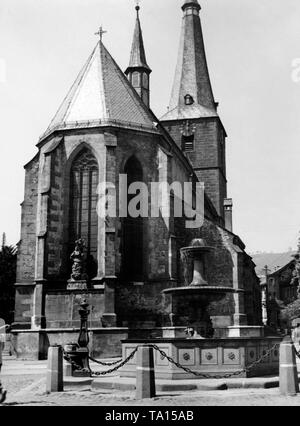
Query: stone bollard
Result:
<box><xmin>279</xmin><ymin>336</ymin><xmax>299</xmax><ymax>396</ymax></box>
<box><xmin>46</xmin><ymin>345</ymin><xmax>64</xmax><ymax>394</ymax></box>
<box><xmin>135</xmin><ymin>345</ymin><xmax>156</xmax><ymax>399</ymax></box>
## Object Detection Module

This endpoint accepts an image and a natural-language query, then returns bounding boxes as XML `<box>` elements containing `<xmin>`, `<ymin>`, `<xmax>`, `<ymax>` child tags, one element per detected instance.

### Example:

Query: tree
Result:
<box><xmin>0</xmin><ymin>242</ymin><xmax>17</xmax><ymax>323</ymax></box>
<box><xmin>281</xmin><ymin>299</ymin><xmax>300</xmax><ymax>326</ymax></box>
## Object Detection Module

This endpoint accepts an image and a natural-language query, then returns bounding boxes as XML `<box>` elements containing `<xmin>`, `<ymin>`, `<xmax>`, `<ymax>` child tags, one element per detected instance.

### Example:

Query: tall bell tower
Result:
<box><xmin>161</xmin><ymin>0</ymin><xmax>228</xmax><ymax>222</ymax></box>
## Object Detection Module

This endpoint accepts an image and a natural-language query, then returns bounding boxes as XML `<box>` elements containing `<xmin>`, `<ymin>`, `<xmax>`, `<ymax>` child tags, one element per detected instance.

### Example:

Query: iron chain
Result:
<box><xmin>64</xmin><ymin>343</ymin><xmax>279</xmax><ymax>380</ymax></box>
<box><xmin>88</xmin><ymin>356</ymin><xmax>122</xmax><ymax>367</ymax></box>
<box><xmin>63</xmin><ymin>347</ymin><xmax>138</xmax><ymax>376</ymax></box>
<box><xmin>63</xmin><ymin>350</ymin><xmax>90</xmax><ymax>374</ymax></box>
<box><xmin>293</xmin><ymin>345</ymin><xmax>300</xmax><ymax>360</ymax></box>
<box><xmin>149</xmin><ymin>343</ymin><xmax>280</xmax><ymax>380</ymax></box>
<box><xmin>91</xmin><ymin>347</ymin><xmax>138</xmax><ymax>376</ymax></box>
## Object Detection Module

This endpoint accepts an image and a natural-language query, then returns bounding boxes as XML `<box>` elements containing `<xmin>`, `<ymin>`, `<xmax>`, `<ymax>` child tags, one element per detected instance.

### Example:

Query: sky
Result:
<box><xmin>0</xmin><ymin>0</ymin><xmax>300</xmax><ymax>253</ymax></box>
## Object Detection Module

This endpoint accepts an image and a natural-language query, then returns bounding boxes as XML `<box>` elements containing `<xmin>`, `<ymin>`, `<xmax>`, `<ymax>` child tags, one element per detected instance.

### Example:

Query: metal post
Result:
<box><xmin>74</xmin><ymin>299</ymin><xmax>91</xmax><ymax>377</ymax></box>
<box><xmin>78</xmin><ymin>299</ymin><xmax>90</xmax><ymax>348</ymax></box>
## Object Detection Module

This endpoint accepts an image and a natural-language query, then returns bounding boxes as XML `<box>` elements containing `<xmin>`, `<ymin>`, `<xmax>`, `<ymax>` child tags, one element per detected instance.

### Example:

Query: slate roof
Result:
<box><xmin>126</xmin><ymin>6</ymin><xmax>151</xmax><ymax>72</ymax></box>
<box><xmin>40</xmin><ymin>41</ymin><xmax>157</xmax><ymax>142</ymax></box>
<box><xmin>161</xmin><ymin>0</ymin><xmax>217</xmax><ymax>122</ymax></box>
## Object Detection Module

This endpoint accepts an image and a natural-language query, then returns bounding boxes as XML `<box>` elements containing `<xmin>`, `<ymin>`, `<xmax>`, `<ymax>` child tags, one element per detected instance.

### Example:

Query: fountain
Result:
<box><xmin>163</xmin><ymin>239</ymin><xmax>235</xmax><ymax>339</ymax></box>
<box><xmin>121</xmin><ymin>239</ymin><xmax>282</xmax><ymax>379</ymax></box>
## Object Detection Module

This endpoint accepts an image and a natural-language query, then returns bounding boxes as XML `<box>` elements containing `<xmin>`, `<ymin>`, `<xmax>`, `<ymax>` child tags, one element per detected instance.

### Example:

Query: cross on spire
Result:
<box><xmin>95</xmin><ymin>26</ymin><xmax>107</xmax><ymax>42</ymax></box>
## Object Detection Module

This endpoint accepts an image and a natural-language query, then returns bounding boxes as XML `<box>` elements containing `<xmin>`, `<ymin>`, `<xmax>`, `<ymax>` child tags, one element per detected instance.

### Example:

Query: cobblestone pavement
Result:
<box><xmin>2</xmin><ymin>375</ymin><xmax>300</xmax><ymax>406</ymax></box>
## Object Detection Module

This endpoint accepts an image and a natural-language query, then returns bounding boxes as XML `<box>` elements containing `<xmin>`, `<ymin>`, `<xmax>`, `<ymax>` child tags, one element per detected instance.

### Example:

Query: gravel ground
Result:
<box><xmin>1</xmin><ymin>374</ymin><xmax>44</xmax><ymax>395</ymax></box>
<box><xmin>2</xmin><ymin>376</ymin><xmax>300</xmax><ymax>406</ymax></box>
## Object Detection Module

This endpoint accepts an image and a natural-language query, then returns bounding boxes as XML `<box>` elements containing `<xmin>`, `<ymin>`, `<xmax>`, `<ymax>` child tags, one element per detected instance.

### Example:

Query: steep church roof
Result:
<box><xmin>126</xmin><ymin>5</ymin><xmax>151</xmax><ymax>73</ymax></box>
<box><xmin>161</xmin><ymin>0</ymin><xmax>218</xmax><ymax>121</ymax></box>
<box><xmin>40</xmin><ymin>40</ymin><xmax>157</xmax><ymax>142</ymax></box>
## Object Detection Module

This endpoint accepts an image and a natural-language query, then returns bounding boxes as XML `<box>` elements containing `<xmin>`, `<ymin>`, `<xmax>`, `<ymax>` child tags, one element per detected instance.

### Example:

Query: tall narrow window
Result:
<box><xmin>121</xmin><ymin>156</ymin><xmax>144</xmax><ymax>282</ymax></box>
<box><xmin>69</xmin><ymin>149</ymin><xmax>98</xmax><ymax>278</ymax></box>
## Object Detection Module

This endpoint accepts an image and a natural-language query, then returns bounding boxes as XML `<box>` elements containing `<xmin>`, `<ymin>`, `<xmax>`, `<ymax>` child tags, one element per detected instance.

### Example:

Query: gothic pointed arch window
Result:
<box><xmin>121</xmin><ymin>156</ymin><xmax>144</xmax><ymax>282</ymax></box>
<box><xmin>69</xmin><ymin>148</ymin><xmax>99</xmax><ymax>278</ymax></box>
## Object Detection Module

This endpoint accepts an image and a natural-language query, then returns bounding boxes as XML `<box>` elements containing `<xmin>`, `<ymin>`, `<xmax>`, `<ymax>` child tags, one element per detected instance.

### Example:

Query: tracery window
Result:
<box><xmin>69</xmin><ymin>149</ymin><xmax>98</xmax><ymax>278</ymax></box>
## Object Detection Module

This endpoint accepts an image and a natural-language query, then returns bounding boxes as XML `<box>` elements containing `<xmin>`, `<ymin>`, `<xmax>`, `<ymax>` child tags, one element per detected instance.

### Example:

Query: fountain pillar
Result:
<box><xmin>191</xmin><ymin>257</ymin><xmax>208</xmax><ymax>286</ymax></box>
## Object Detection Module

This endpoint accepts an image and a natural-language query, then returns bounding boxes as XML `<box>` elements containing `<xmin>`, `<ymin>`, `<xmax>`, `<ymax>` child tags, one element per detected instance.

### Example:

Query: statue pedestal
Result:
<box><xmin>67</xmin><ymin>280</ymin><xmax>88</xmax><ymax>291</ymax></box>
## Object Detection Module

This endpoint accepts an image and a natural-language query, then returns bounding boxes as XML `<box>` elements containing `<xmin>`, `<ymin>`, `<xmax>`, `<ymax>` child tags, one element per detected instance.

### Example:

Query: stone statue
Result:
<box><xmin>70</xmin><ymin>239</ymin><xmax>86</xmax><ymax>281</ymax></box>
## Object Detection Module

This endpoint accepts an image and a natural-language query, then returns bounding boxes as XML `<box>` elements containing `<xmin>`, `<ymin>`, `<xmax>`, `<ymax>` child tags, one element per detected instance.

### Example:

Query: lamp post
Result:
<box><xmin>78</xmin><ymin>299</ymin><xmax>90</xmax><ymax>348</ymax></box>
<box><xmin>75</xmin><ymin>299</ymin><xmax>91</xmax><ymax>376</ymax></box>
<box><xmin>64</xmin><ymin>298</ymin><xmax>91</xmax><ymax>377</ymax></box>
<box><xmin>262</xmin><ymin>265</ymin><xmax>270</xmax><ymax>326</ymax></box>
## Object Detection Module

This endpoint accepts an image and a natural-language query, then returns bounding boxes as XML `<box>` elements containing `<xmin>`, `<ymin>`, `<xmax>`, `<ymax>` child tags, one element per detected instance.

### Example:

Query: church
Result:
<box><xmin>13</xmin><ymin>0</ymin><xmax>262</xmax><ymax>359</ymax></box>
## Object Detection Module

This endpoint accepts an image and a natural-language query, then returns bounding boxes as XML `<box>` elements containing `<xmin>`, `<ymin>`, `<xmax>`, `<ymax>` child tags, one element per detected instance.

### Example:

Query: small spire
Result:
<box><xmin>126</xmin><ymin>1</ymin><xmax>151</xmax><ymax>71</ymax></box>
<box><xmin>125</xmin><ymin>0</ymin><xmax>152</xmax><ymax>107</ymax></box>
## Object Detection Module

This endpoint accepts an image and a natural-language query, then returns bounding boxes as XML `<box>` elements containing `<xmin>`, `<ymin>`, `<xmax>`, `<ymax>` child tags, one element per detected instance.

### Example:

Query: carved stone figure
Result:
<box><xmin>70</xmin><ymin>239</ymin><xmax>86</xmax><ymax>281</ymax></box>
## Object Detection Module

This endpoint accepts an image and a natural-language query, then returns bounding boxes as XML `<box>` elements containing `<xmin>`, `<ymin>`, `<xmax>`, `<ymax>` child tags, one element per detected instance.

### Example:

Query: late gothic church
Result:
<box><xmin>13</xmin><ymin>0</ymin><xmax>262</xmax><ymax>358</ymax></box>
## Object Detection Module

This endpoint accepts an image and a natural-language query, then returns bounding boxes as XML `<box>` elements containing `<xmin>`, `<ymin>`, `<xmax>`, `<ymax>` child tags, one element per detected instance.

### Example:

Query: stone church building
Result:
<box><xmin>13</xmin><ymin>0</ymin><xmax>262</xmax><ymax>358</ymax></box>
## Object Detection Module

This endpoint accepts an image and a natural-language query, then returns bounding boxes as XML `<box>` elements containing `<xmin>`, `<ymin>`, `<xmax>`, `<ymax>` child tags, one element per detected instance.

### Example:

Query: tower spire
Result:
<box><xmin>160</xmin><ymin>0</ymin><xmax>228</xmax><ymax>221</ymax></box>
<box><xmin>164</xmin><ymin>0</ymin><xmax>217</xmax><ymax>119</ymax></box>
<box><xmin>125</xmin><ymin>1</ymin><xmax>152</xmax><ymax>108</ymax></box>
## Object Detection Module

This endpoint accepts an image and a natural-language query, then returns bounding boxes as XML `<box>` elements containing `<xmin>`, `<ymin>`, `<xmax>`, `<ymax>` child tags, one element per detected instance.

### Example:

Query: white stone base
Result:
<box><xmin>226</xmin><ymin>326</ymin><xmax>265</xmax><ymax>338</ymax></box>
<box><xmin>162</xmin><ymin>327</ymin><xmax>187</xmax><ymax>338</ymax></box>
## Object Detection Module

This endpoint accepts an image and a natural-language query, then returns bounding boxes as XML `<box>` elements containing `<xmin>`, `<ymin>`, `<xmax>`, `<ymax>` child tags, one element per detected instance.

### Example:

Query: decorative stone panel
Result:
<box><xmin>247</xmin><ymin>347</ymin><xmax>257</xmax><ymax>364</ymax></box>
<box><xmin>259</xmin><ymin>346</ymin><xmax>270</xmax><ymax>364</ymax></box>
<box><xmin>200</xmin><ymin>348</ymin><xmax>218</xmax><ymax>365</ymax></box>
<box><xmin>155</xmin><ymin>346</ymin><xmax>170</xmax><ymax>367</ymax></box>
<box><xmin>178</xmin><ymin>349</ymin><xmax>195</xmax><ymax>366</ymax></box>
<box><xmin>223</xmin><ymin>348</ymin><xmax>240</xmax><ymax>365</ymax></box>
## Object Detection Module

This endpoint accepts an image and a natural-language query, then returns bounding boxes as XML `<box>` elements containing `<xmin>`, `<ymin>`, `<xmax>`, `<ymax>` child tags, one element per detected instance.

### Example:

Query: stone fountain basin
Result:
<box><xmin>163</xmin><ymin>286</ymin><xmax>237</xmax><ymax>296</ymax></box>
<box><xmin>120</xmin><ymin>336</ymin><xmax>281</xmax><ymax>380</ymax></box>
<box><xmin>180</xmin><ymin>246</ymin><xmax>214</xmax><ymax>257</ymax></box>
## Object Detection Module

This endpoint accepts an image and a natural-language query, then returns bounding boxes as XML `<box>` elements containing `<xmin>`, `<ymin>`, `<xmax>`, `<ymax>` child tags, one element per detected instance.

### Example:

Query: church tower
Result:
<box><xmin>161</xmin><ymin>0</ymin><xmax>228</xmax><ymax>222</ymax></box>
<box><xmin>125</xmin><ymin>4</ymin><xmax>152</xmax><ymax>108</ymax></box>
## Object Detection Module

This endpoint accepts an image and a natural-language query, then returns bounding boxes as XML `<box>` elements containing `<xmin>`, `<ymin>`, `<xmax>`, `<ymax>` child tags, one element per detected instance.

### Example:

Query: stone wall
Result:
<box><xmin>45</xmin><ymin>290</ymin><xmax>105</xmax><ymax>328</ymax></box>
<box><xmin>16</xmin><ymin>155</ymin><xmax>39</xmax><ymax>282</ymax></box>
<box><xmin>14</xmin><ymin>126</ymin><xmax>261</xmax><ymax>333</ymax></box>
<box><xmin>162</xmin><ymin>117</ymin><xmax>227</xmax><ymax>219</ymax></box>
<box><xmin>47</xmin><ymin>143</ymin><xmax>66</xmax><ymax>279</ymax></box>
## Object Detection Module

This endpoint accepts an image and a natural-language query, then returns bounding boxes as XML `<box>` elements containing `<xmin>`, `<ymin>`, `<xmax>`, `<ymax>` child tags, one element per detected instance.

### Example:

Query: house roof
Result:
<box><xmin>39</xmin><ymin>40</ymin><xmax>157</xmax><ymax>142</ymax></box>
<box><xmin>252</xmin><ymin>251</ymin><xmax>296</xmax><ymax>281</ymax></box>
